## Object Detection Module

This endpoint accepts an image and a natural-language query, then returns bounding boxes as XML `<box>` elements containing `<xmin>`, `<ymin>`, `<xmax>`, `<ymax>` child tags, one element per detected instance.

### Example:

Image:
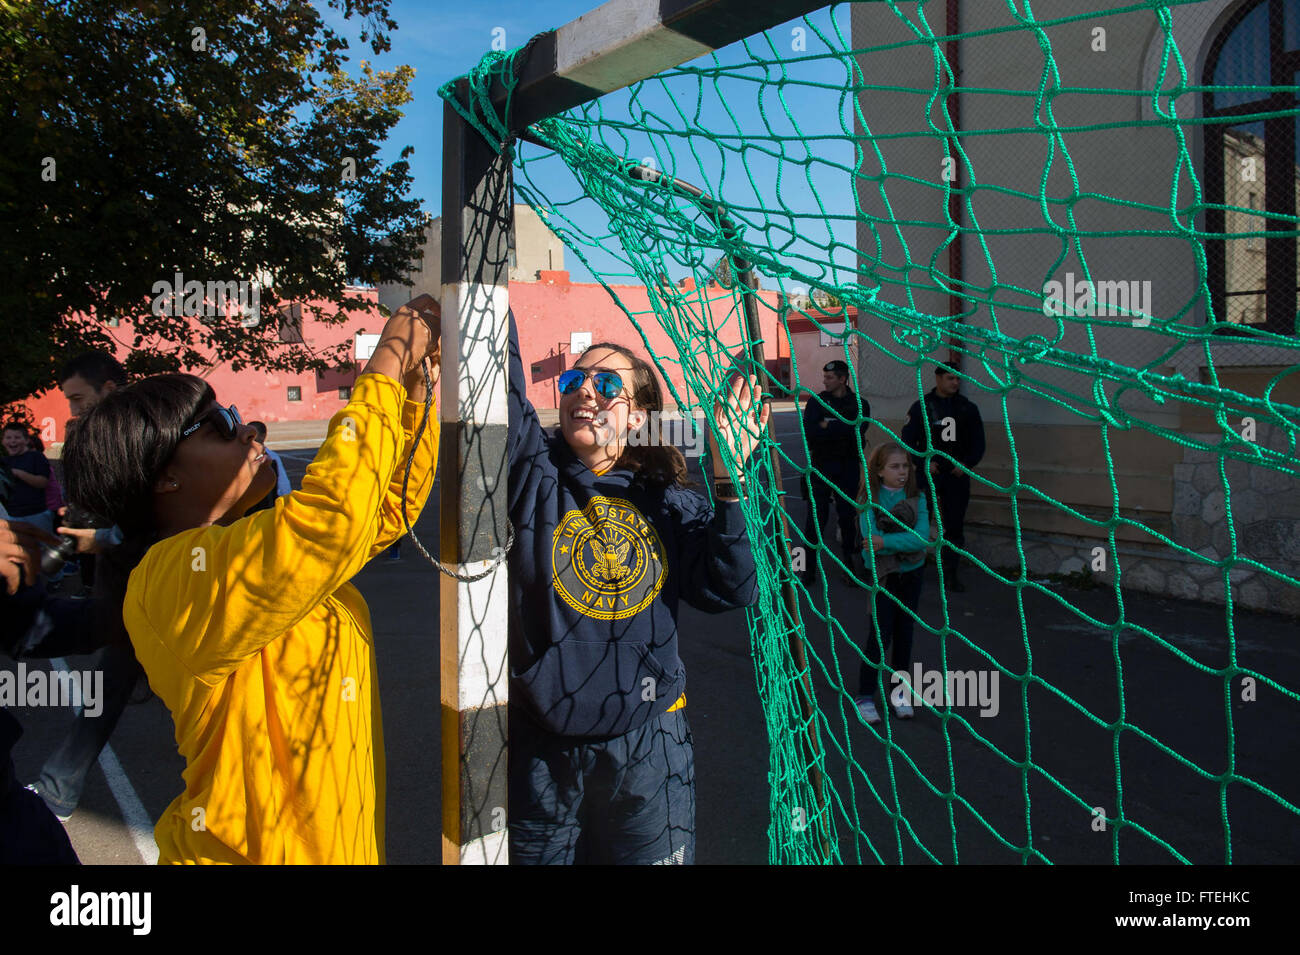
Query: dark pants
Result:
<box><xmin>1</xmin><ymin>710</ymin><xmax>79</xmax><ymax>864</ymax></box>
<box><xmin>858</xmin><ymin>567</ymin><xmax>924</xmax><ymax>698</ymax></box>
<box><xmin>803</xmin><ymin>464</ymin><xmax>860</xmax><ymax>566</ymax></box>
<box><xmin>510</xmin><ymin>706</ymin><xmax>695</xmax><ymax>865</ymax></box>
<box><xmin>928</xmin><ymin>470</ymin><xmax>971</xmax><ymax>580</ymax></box>
<box><xmin>1</xmin><ymin>776</ymin><xmax>80</xmax><ymax>864</ymax></box>
<box><xmin>35</xmin><ymin>642</ymin><xmax>143</xmax><ymax>814</ymax></box>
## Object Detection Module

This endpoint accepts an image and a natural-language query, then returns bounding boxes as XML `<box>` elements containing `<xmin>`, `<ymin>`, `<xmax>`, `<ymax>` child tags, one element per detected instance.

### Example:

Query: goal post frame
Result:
<box><xmin>439</xmin><ymin>83</ymin><xmax>513</xmax><ymax>865</ymax></box>
<box><xmin>439</xmin><ymin>0</ymin><xmax>833</xmax><ymax>865</ymax></box>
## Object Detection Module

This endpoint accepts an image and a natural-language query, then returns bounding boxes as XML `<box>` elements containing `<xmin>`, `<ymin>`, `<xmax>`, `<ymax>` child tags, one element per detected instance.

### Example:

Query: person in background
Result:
<box><xmin>0</xmin><ymin>517</ymin><xmax>88</xmax><ymax>864</ymax></box>
<box><xmin>1</xmin><ymin>423</ymin><xmax>53</xmax><ymax>536</ymax></box>
<box><xmin>243</xmin><ymin>421</ymin><xmax>292</xmax><ymax>513</ymax></box>
<box><xmin>57</xmin><ymin>352</ymin><xmax>129</xmax><ymax>594</ymax></box>
<box><xmin>901</xmin><ymin>363</ymin><xmax>985</xmax><ymax>592</ymax></box>
<box><xmin>60</xmin><ymin>352</ymin><xmax>128</xmax><ymax>420</ymax></box>
<box><xmin>24</xmin><ymin>434</ymin><xmax>71</xmax><ymax>588</ymax></box>
<box><xmin>30</xmin><ymin>434</ymin><xmax>64</xmax><ymax>521</ymax></box>
<box><xmin>801</xmin><ymin>360</ymin><xmax>871</xmax><ymax>585</ymax></box>
<box><xmin>24</xmin><ymin>351</ymin><xmax>139</xmax><ymax>820</ymax></box>
<box><xmin>855</xmin><ymin>443</ymin><xmax>930</xmax><ymax>726</ymax></box>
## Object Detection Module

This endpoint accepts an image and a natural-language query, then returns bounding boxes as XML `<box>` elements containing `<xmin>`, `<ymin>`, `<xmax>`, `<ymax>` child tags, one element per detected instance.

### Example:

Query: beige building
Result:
<box><xmin>377</xmin><ymin>204</ymin><xmax>566</xmax><ymax>308</ymax></box>
<box><xmin>850</xmin><ymin>0</ymin><xmax>1300</xmax><ymax>612</ymax></box>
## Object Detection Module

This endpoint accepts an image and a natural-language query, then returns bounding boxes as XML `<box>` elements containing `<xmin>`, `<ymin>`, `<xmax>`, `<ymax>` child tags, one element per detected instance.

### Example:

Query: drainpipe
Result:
<box><xmin>946</xmin><ymin>0</ymin><xmax>964</xmax><ymax>372</ymax></box>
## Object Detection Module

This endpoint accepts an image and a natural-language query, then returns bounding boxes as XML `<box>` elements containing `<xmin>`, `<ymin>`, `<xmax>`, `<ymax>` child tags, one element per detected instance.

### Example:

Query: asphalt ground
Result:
<box><xmin>5</xmin><ymin>408</ymin><xmax>1298</xmax><ymax>864</ymax></box>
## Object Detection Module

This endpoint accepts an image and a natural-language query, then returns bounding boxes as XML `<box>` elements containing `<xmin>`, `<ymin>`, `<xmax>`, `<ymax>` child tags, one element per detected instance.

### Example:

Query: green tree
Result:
<box><xmin>0</xmin><ymin>0</ymin><xmax>424</xmax><ymax>403</ymax></box>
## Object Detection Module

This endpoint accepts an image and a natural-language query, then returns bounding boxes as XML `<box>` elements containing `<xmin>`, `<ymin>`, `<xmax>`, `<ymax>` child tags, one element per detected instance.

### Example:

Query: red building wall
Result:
<box><xmin>20</xmin><ymin>276</ymin><xmax>851</xmax><ymax>447</ymax></box>
<box><xmin>785</xmin><ymin>310</ymin><xmax>862</xmax><ymax>397</ymax></box>
<box><xmin>509</xmin><ymin>271</ymin><xmax>807</xmax><ymax>411</ymax></box>
<box><xmin>20</xmin><ymin>289</ymin><xmax>386</xmax><ymax>446</ymax></box>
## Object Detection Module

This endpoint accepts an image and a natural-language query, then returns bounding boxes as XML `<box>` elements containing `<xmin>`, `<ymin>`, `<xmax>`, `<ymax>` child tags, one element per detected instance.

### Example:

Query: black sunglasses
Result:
<box><xmin>557</xmin><ymin>368</ymin><xmax>624</xmax><ymax>400</ymax></box>
<box><xmin>181</xmin><ymin>404</ymin><xmax>242</xmax><ymax>441</ymax></box>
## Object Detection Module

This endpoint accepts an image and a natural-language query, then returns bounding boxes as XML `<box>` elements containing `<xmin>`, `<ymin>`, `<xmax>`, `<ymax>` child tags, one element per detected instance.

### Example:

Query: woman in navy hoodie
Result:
<box><xmin>508</xmin><ymin>311</ymin><xmax>768</xmax><ymax>864</ymax></box>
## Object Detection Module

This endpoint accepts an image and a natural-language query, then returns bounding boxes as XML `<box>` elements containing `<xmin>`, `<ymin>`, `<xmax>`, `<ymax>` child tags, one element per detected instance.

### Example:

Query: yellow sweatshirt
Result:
<box><xmin>123</xmin><ymin>373</ymin><xmax>438</xmax><ymax>864</ymax></box>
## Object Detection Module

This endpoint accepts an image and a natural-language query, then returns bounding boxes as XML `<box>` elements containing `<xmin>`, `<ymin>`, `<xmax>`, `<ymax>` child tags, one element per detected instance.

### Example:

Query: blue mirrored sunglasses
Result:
<box><xmin>557</xmin><ymin>369</ymin><xmax>624</xmax><ymax>400</ymax></box>
<box><xmin>181</xmin><ymin>404</ymin><xmax>242</xmax><ymax>441</ymax></box>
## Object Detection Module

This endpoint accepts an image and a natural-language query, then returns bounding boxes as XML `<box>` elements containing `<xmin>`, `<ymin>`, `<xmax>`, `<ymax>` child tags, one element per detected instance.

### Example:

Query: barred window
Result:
<box><xmin>1203</xmin><ymin>0</ymin><xmax>1300</xmax><ymax>335</ymax></box>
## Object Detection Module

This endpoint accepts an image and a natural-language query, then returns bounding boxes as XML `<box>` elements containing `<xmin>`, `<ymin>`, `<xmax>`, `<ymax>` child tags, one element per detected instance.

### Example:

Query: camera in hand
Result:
<box><xmin>40</xmin><ymin>535</ymin><xmax>80</xmax><ymax>577</ymax></box>
<box><xmin>39</xmin><ymin>504</ymin><xmax>103</xmax><ymax>577</ymax></box>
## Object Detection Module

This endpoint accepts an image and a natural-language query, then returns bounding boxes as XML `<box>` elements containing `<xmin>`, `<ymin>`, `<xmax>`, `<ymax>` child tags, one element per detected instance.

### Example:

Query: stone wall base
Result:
<box><xmin>966</xmin><ymin>524</ymin><xmax>1300</xmax><ymax>618</ymax></box>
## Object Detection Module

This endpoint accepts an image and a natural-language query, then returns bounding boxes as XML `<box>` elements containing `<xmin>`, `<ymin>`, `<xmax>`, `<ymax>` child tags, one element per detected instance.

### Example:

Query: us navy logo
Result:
<box><xmin>553</xmin><ymin>495</ymin><xmax>666</xmax><ymax>621</ymax></box>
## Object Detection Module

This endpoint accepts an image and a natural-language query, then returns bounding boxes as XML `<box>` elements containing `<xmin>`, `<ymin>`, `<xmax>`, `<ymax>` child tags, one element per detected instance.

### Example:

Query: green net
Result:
<box><xmin>440</xmin><ymin>0</ymin><xmax>1300</xmax><ymax>863</ymax></box>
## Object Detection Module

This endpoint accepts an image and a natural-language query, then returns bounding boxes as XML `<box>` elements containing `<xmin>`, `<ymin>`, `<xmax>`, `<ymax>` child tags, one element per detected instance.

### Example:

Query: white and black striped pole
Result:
<box><xmin>439</xmin><ymin>84</ymin><xmax>512</xmax><ymax>865</ymax></box>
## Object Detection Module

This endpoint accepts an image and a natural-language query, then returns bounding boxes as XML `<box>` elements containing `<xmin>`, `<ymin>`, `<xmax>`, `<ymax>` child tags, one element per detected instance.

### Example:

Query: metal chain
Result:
<box><xmin>399</xmin><ymin>356</ymin><xmax>514</xmax><ymax>582</ymax></box>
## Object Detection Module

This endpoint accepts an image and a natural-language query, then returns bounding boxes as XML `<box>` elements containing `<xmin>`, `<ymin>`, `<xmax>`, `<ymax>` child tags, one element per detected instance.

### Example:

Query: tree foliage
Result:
<box><xmin>0</xmin><ymin>0</ymin><xmax>424</xmax><ymax>402</ymax></box>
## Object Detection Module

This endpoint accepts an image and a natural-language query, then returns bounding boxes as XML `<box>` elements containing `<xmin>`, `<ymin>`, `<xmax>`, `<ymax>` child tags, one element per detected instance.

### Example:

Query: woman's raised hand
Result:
<box><xmin>367</xmin><ymin>293</ymin><xmax>443</xmax><ymax>392</ymax></box>
<box><xmin>711</xmin><ymin>367</ymin><xmax>771</xmax><ymax>474</ymax></box>
<box><xmin>391</xmin><ymin>294</ymin><xmax>442</xmax><ymax>363</ymax></box>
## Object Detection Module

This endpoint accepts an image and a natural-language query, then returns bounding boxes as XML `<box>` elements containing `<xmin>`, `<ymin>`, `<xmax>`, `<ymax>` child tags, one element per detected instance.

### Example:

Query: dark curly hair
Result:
<box><xmin>62</xmin><ymin>373</ymin><xmax>215</xmax><ymax>646</ymax></box>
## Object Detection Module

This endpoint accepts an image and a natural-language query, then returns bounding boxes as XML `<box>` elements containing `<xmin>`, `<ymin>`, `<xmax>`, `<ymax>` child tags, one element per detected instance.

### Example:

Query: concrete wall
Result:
<box><xmin>376</xmin><ymin>216</ymin><xmax>441</xmax><ymax>312</ymax></box>
<box><xmin>375</xmin><ymin>205</ymin><xmax>567</xmax><ymax>313</ymax></box>
<box><xmin>511</xmin><ymin>205</ymin><xmax>568</xmax><ymax>281</ymax></box>
<box><xmin>851</xmin><ymin>0</ymin><xmax>1300</xmax><ymax>613</ymax></box>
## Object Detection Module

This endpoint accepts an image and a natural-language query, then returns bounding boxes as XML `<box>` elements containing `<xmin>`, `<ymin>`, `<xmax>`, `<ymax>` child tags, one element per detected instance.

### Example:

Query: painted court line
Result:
<box><xmin>50</xmin><ymin>657</ymin><xmax>159</xmax><ymax>865</ymax></box>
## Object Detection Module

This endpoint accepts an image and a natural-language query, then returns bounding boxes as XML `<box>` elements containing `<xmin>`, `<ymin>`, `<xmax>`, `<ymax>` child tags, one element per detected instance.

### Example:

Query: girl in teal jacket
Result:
<box><xmin>856</xmin><ymin>442</ymin><xmax>930</xmax><ymax>725</ymax></box>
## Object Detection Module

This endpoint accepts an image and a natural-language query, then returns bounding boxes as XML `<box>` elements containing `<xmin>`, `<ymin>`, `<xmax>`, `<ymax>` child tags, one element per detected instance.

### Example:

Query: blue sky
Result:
<box><xmin>322</xmin><ymin>0</ymin><xmax>601</xmax><ymax>219</ymax></box>
<box><xmin>323</xmin><ymin>0</ymin><xmax>860</xmax><ymax>292</ymax></box>
<box><xmin>320</xmin><ymin>1</ymin><xmax>1291</xmax><ymax>302</ymax></box>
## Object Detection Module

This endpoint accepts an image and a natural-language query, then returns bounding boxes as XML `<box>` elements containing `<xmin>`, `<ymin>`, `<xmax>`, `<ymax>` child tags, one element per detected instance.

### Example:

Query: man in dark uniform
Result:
<box><xmin>802</xmin><ymin>360</ymin><xmax>871</xmax><ymax>582</ymax></box>
<box><xmin>902</xmin><ymin>363</ymin><xmax>985</xmax><ymax>591</ymax></box>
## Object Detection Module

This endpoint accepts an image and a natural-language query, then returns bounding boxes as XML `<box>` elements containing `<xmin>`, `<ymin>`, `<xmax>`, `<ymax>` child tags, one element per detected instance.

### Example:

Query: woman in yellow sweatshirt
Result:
<box><xmin>62</xmin><ymin>295</ymin><xmax>442</xmax><ymax>864</ymax></box>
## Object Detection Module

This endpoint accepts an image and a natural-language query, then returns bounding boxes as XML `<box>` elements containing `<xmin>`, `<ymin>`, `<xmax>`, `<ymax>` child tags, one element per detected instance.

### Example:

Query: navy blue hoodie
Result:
<box><xmin>507</xmin><ymin>312</ymin><xmax>758</xmax><ymax>739</ymax></box>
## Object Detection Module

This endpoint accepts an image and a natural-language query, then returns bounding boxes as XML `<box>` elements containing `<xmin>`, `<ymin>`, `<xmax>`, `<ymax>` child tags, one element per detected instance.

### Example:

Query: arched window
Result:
<box><xmin>1203</xmin><ymin>0</ymin><xmax>1299</xmax><ymax>335</ymax></box>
